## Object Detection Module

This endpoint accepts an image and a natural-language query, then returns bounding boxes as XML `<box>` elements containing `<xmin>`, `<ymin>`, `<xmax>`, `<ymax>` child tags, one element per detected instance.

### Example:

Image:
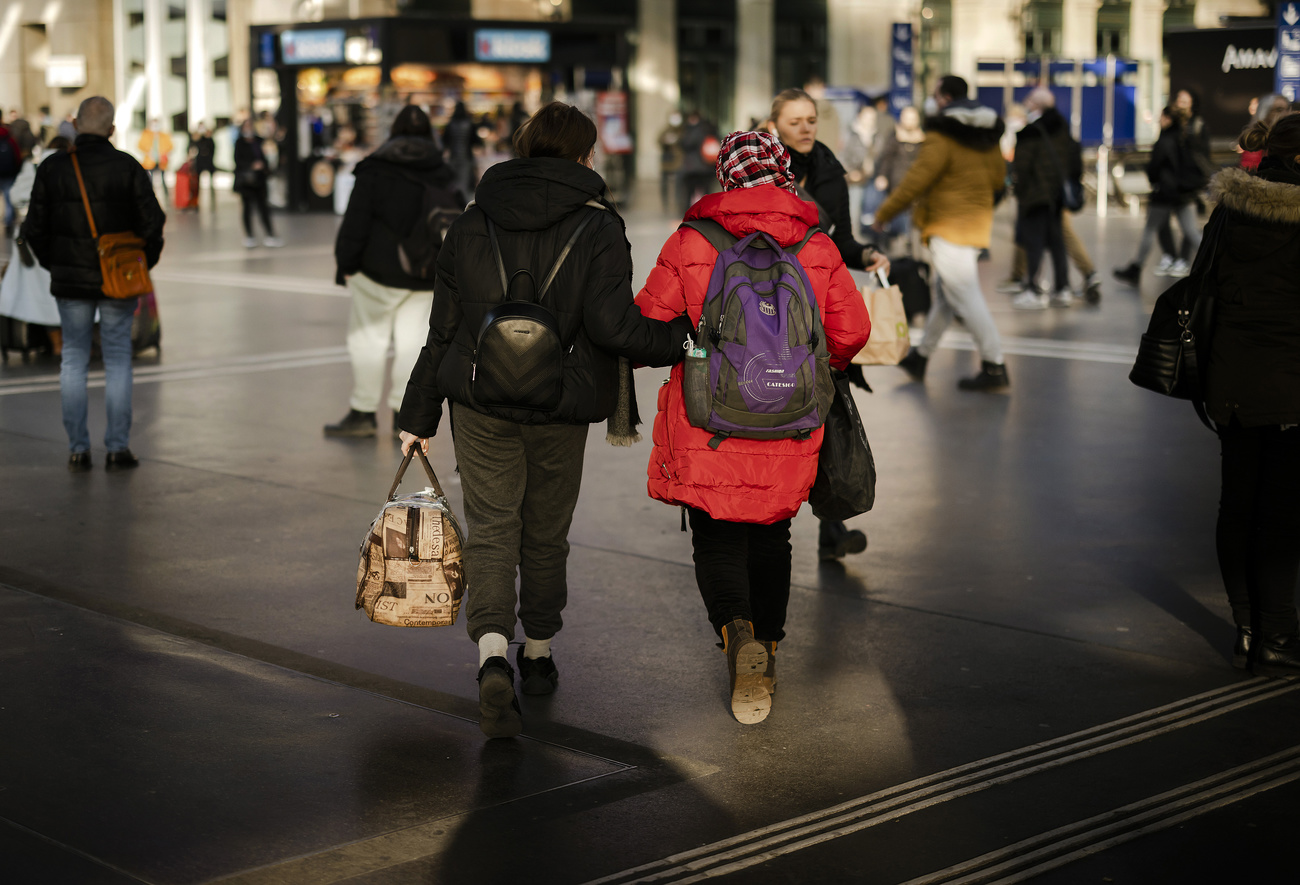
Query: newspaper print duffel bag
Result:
<box><xmin>356</xmin><ymin>447</ymin><xmax>465</xmax><ymax>627</ymax></box>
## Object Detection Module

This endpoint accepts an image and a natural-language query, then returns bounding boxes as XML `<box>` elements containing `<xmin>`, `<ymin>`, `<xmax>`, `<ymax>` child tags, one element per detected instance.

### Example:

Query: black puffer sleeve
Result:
<box><xmin>397</xmin><ymin>221</ymin><xmax>463</xmax><ymax>437</ymax></box>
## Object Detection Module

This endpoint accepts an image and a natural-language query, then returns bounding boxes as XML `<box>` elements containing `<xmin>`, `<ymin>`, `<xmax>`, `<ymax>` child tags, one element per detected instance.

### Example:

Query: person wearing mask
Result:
<box><xmin>325</xmin><ymin>106</ymin><xmax>464</xmax><ymax>439</ymax></box>
<box><xmin>137</xmin><ymin>119</ymin><xmax>173</xmax><ymax>198</ymax></box>
<box><xmin>189</xmin><ymin>123</ymin><xmax>218</xmax><ymax>207</ymax></box>
<box><xmin>442</xmin><ymin>101</ymin><xmax>482</xmax><ymax>198</ymax></box>
<box><xmin>1154</xmin><ymin>89</ymin><xmax>1214</xmax><ymax>275</ymax></box>
<box><xmin>1201</xmin><ymin>113</ymin><xmax>1300</xmax><ymax>676</ymax></box>
<box><xmin>872</xmin><ymin>105</ymin><xmax>925</xmax><ymax>255</ymax></box>
<box><xmin>767</xmin><ymin>88</ymin><xmax>889</xmax><ymax>561</ymax></box>
<box><xmin>634</xmin><ymin>130</ymin><xmax>871</xmax><ymax>724</ymax></box>
<box><xmin>1112</xmin><ymin>108</ymin><xmax>1203</xmax><ymax>286</ymax></box>
<box><xmin>397</xmin><ymin>102</ymin><xmax>692</xmax><ymax>739</ymax></box>
<box><xmin>1008</xmin><ymin>87</ymin><xmax>1081</xmax><ymax>309</ymax></box>
<box><xmin>874</xmin><ymin>75</ymin><xmax>1009</xmax><ymax>392</ymax></box>
<box><xmin>21</xmin><ymin>97</ymin><xmax>165</xmax><ymax>471</ymax></box>
<box><xmin>233</xmin><ymin>120</ymin><xmax>282</xmax><ymax>248</ymax></box>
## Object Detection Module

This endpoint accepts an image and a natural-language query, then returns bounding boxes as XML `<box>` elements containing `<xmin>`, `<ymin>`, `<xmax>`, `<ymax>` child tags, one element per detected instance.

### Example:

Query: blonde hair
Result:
<box><xmin>767</xmin><ymin>88</ymin><xmax>816</xmax><ymax>125</ymax></box>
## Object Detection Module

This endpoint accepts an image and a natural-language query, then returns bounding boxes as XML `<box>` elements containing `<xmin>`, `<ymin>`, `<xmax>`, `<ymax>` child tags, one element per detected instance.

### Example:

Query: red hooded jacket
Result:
<box><xmin>634</xmin><ymin>185</ymin><xmax>871</xmax><ymax>524</ymax></box>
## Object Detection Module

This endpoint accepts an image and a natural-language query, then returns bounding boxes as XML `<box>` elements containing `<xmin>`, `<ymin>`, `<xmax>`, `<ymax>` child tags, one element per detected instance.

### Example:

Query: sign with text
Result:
<box><xmin>889</xmin><ymin>24</ymin><xmax>914</xmax><ymax>117</ymax></box>
<box><xmin>281</xmin><ymin>29</ymin><xmax>346</xmax><ymax>65</ymax></box>
<box><xmin>474</xmin><ymin>30</ymin><xmax>550</xmax><ymax>64</ymax></box>
<box><xmin>1278</xmin><ymin>2</ymin><xmax>1300</xmax><ymax>100</ymax></box>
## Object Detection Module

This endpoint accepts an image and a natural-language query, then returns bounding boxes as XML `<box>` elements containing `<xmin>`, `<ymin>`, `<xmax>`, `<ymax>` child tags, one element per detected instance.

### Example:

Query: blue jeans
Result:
<box><xmin>57</xmin><ymin>297</ymin><xmax>136</xmax><ymax>453</ymax></box>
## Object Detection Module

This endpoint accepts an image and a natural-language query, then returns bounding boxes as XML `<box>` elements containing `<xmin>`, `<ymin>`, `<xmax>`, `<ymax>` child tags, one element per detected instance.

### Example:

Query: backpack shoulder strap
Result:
<box><xmin>680</xmin><ymin>218</ymin><xmax>737</xmax><ymax>254</ymax></box>
<box><xmin>537</xmin><ymin>205</ymin><xmax>605</xmax><ymax>300</ymax></box>
<box><xmin>484</xmin><ymin>215</ymin><xmax>509</xmax><ymax>296</ymax></box>
<box><xmin>789</xmin><ymin>225</ymin><xmax>819</xmax><ymax>255</ymax></box>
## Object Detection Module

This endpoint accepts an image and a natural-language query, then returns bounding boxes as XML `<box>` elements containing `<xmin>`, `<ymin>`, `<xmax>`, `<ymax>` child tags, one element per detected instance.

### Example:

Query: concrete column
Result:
<box><xmin>1129</xmin><ymin>0</ymin><xmax>1166</xmax><ymax>143</ymax></box>
<box><xmin>828</xmin><ymin>0</ymin><xmax>912</xmax><ymax>91</ymax></box>
<box><xmin>187</xmin><ymin>0</ymin><xmax>210</xmax><ymax>127</ymax></box>
<box><xmin>144</xmin><ymin>0</ymin><xmax>165</xmax><ymax>122</ymax></box>
<box><xmin>1060</xmin><ymin>0</ymin><xmax>1101</xmax><ymax>60</ymax></box>
<box><xmin>735</xmin><ymin>0</ymin><xmax>774</xmax><ymax>130</ymax></box>
<box><xmin>950</xmin><ymin>0</ymin><xmax>1020</xmax><ymax>83</ymax></box>
<box><xmin>632</xmin><ymin>0</ymin><xmax>678</xmax><ymax>181</ymax></box>
<box><xmin>228</xmin><ymin>0</ymin><xmax>251</xmax><ymax>117</ymax></box>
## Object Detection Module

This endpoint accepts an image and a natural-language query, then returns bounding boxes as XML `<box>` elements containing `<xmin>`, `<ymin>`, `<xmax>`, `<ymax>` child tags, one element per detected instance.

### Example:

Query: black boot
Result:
<box><xmin>324</xmin><ymin>409</ymin><xmax>377</xmax><ymax>438</ymax></box>
<box><xmin>819</xmin><ymin>518</ymin><xmax>867</xmax><ymax>561</ymax></box>
<box><xmin>1112</xmin><ymin>263</ymin><xmax>1140</xmax><ymax>286</ymax></box>
<box><xmin>1232</xmin><ymin>626</ymin><xmax>1253</xmax><ymax>670</ymax></box>
<box><xmin>898</xmin><ymin>348</ymin><xmax>927</xmax><ymax>382</ymax></box>
<box><xmin>957</xmin><ymin>362</ymin><xmax>1010</xmax><ymax>392</ymax></box>
<box><xmin>1252</xmin><ymin>633</ymin><xmax>1300</xmax><ymax>678</ymax></box>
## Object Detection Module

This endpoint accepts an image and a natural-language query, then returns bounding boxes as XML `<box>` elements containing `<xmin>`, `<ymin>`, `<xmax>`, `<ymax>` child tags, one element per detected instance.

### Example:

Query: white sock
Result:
<box><xmin>523</xmin><ymin>636</ymin><xmax>552</xmax><ymax>660</ymax></box>
<box><xmin>478</xmin><ymin>633</ymin><xmax>509</xmax><ymax>667</ymax></box>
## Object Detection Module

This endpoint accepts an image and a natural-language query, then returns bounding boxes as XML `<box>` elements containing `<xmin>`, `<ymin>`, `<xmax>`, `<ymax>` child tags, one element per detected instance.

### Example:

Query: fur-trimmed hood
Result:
<box><xmin>1210</xmin><ymin>165</ymin><xmax>1300</xmax><ymax>224</ymax></box>
<box><xmin>925</xmin><ymin>99</ymin><xmax>1005</xmax><ymax>152</ymax></box>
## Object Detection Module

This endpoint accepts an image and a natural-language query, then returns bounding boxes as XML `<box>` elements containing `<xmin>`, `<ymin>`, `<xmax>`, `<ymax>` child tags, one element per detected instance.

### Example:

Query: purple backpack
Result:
<box><xmin>680</xmin><ymin>219</ymin><xmax>834</xmax><ymax>449</ymax></box>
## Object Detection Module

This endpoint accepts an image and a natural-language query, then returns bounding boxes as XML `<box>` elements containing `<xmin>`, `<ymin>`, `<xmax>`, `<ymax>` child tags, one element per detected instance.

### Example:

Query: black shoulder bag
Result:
<box><xmin>1128</xmin><ymin>207</ymin><xmax>1227</xmax><ymax>431</ymax></box>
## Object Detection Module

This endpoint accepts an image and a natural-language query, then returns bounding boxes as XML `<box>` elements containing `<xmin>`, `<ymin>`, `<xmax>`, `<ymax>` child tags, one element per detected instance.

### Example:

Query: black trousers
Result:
<box><xmin>687</xmin><ymin>507</ymin><xmax>793</xmax><ymax>642</ymax></box>
<box><xmin>239</xmin><ymin>187</ymin><xmax>275</xmax><ymax>237</ymax></box>
<box><xmin>1216</xmin><ymin>420</ymin><xmax>1300</xmax><ymax>636</ymax></box>
<box><xmin>1017</xmin><ymin>204</ymin><xmax>1068</xmax><ymax>293</ymax></box>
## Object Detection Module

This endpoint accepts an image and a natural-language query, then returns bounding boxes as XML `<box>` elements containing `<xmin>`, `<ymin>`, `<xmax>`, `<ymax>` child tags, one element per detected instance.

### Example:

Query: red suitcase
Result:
<box><xmin>174</xmin><ymin>161</ymin><xmax>199</xmax><ymax>211</ymax></box>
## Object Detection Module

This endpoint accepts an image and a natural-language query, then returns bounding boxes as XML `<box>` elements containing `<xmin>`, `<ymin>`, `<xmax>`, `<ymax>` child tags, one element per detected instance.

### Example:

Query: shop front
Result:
<box><xmin>248</xmin><ymin>16</ymin><xmax>633</xmax><ymax>211</ymax></box>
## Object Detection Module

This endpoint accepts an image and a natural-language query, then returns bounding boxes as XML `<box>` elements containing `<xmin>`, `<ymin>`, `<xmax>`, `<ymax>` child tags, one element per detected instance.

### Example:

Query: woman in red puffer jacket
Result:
<box><xmin>634</xmin><ymin>130</ymin><xmax>870</xmax><ymax>725</ymax></box>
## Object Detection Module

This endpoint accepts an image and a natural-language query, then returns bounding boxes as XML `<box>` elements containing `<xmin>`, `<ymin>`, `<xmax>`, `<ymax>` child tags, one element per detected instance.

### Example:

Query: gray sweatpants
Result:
<box><xmin>452</xmin><ymin>403</ymin><xmax>590</xmax><ymax>644</ymax></box>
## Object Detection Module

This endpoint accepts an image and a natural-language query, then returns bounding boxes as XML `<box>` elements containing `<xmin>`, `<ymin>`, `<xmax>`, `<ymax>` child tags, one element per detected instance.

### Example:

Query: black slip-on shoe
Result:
<box><xmin>898</xmin><ymin>348</ymin><xmax>928</xmax><ymax>382</ymax></box>
<box><xmin>477</xmin><ymin>656</ymin><xmax>523</xmax><ymax>738</ymax></box>
<box><xmin>1252</xmin><ymin>633</ymin><xmax>1300</xmax><ymax>678</ymax></box>
<box><xmin>68</xmin><ymin>452</ymin><xmax>92</xmax><ymax>473</ymax></box>
<box><xmin>323</xmin><ymin>409</ymin><xmax>377</xmax><ymax>438</ymax></box>
<box><xmin>516</xmin><ymin>646</ymin><xmax>559</xmax><ymax>696</ymax></box>
<box><xmin>957</xmin><ymin>362</ymin><xmax>1010</xmax><ymax>392</ymax></box>
<box><xmin>1232</xmin><ymin>626</ymin><xmax>1253</xmax><ymax>670</ymax></box>
<box><xmin>105</xmin><ymin>449</ymin><xmax>139</xmax><ymax>471</ymax></box>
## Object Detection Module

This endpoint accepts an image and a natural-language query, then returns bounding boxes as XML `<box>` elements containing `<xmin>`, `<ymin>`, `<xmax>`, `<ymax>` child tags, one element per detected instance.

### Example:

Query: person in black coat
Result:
<box><xmin>233</xmin><ymin>120</ymin><xmax>279</xmax><ymax>247</ymax></box>
<box><xmin>397</xmin><ymin>102</ymin><xmax>691</xmax><ymax>739</ymax></box>
<box><xmin>21</xmin><ymin>96</ymin><xmax>165</xmax><ymax>470</ymax></box>
<box><xmin>189</xmin><ymin>123</ymin><xmax>217</xmax><ymax>206</ymax></box>
<box><xmin>766</xmin><ymin>87</ymin><xmax>888</xmax><ymax>562</ymax></box>
<box><xmin>1009</xmin><ymin>88</ymin><xmax>1082</xmax><ymax>308</ymax></box>
<box><xmin>324</xmin><ymin>106</ymin><xmax>465</xmax><ymax>439</ymax></box>
<box><xmin>1201</xmin><ymin>114</ymin><xmax>1300</xmax><ymax>677</ymax></box>
<box><xmin>1113</xmin><ymin>109</ymin><xmax>1203</xmax><ymax>285</ymax></box>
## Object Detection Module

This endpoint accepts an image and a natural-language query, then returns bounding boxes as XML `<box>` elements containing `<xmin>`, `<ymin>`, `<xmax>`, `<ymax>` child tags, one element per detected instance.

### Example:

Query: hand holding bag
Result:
<box><xmin>853</xmin><ymin>270</ymin><xmax>910</xmax><ymax>366</ymax></box>
<box><xmin>356</xmin><ymin>447</ymin><xmax>466</xmax><ymax>627</ymax></box>
<box><xmin>1129</xmin><ymin>208</ymin><xmax>1226</xmax><ymax>431</ymax></box>
<box><xmin>809</xmin><ymin>370</ymin><xmax>876</xmax><ymax>521</ymax></box>
<box><xmin>70</xmin><ymin>150</ymin><xmax>153</xmax><ymax>299</ymax></box>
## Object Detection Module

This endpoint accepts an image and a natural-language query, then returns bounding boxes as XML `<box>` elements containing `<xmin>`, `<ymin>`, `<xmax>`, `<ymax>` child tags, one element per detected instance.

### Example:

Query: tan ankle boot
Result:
<box><xmin>721</xmin><ymin>619</ymin><xmax>770</xmax><ymax>724</ymax></box>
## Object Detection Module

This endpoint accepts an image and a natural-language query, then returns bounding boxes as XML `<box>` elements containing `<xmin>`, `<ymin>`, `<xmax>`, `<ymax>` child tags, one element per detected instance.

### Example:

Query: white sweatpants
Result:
<box><xmin>919</xmin><ymin>235</ymin><xmax>1004</xmax><ymax>365</ymax></box>
<box><xmin>345</xmin><ymin>272</ymin><xmax>435</xmax><ymax>413</ymax></box>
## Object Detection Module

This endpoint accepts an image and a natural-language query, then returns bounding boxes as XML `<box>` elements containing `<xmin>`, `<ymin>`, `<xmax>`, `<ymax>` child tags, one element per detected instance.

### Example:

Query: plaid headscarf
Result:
<box><xmin>715</xmin><ymin>130</ymin><xmax>796</xmax><ymax>193</ymax></box>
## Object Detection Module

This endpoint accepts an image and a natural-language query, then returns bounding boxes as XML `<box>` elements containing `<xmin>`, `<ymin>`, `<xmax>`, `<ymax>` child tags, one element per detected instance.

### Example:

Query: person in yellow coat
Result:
<box><xmin>137</xmin><ymin>119</ymin><xmax>173</xmax><ymax>197</ymax></box>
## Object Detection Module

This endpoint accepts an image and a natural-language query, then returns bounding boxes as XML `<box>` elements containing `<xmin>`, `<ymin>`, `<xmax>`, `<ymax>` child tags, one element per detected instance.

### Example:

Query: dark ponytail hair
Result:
<box><xmin>391</xmin><ymin>105</ymin><xmax>433</xmax><ymax>138</ymax></box>
<box><xmin>1239</xmin><ymin>108</ymin><xmax>1300</xmax><ymax>161</ymax></box>
<box><xmin>512</xmin><ymin>102</ymin><xmax>597</xmax><ymax>163</ymax></box>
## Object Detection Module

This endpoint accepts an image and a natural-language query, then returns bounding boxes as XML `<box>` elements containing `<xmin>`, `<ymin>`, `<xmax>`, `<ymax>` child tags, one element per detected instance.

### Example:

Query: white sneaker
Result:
<box><xmin>1154</xmin><ymin>255</ymin><xmax>1176</xmax><ymax>276</ymax></box>
<box><xmin>1169</xmin><ymin>258</ymin><xmax>1190</xmax><ymax>277</ymax></box>
<box><xmin>1011</xmin><ymin>290</ymin><xmax>1050</xmax><ymax>310</ymax></box>
<box><xmin>242</xmin><ymin>236</ymin><xmax>258</xmax><ymax>248</ymax></box>
<box><xmin>263</xmin><ymin>236</ymin><xmax>284</xmax><ymax>248</ymax></box>
<box><xmin>996</xmin><ymin>278</ymin><xmax>1026</xmax><ymax>294</ymax></box>
<box><xmin>1049</xmin><ymin>289</ymin><xmax>1075</xmax><ymax>308</ymax></box>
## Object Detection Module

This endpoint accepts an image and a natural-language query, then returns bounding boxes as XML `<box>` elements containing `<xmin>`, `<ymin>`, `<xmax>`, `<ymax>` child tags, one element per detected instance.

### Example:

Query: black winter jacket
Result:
<box><xmin>398</xmin><ymin>158</ymin><xmax>688</xmax><ymax>436</ymax></box>
<box><xmin>788</xmin><ymin>140</ymin><xmax>879</xmax><ymax>270</ymax></box>
<box><xmin>1146</xmin><ymin>125</ymin><xmax>1199</xmax><ymax>206</ymax></box>
<box><xmin>22</xmin><ymin>134</ymin><xmax>166</xmax><ymax>300</ymax></box>
<box><xmin>334</xmin><ymin>136</ymin><xmax>463</xmax><ymax>289</ymax></box>
<box><xmin>1012</xmin><ymin>108</ymin><xmax>1081</xmax><ymax>212</ymax></box>
<box><xmin>1204</xmin><ymin>162</ymin><xmax>1300</xmax><ymax>427</ymax></box>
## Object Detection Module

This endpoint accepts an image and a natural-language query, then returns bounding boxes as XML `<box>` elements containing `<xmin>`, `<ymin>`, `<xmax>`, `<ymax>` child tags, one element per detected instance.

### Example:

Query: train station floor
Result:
<box><xmin>1</xmin><ymin>186</ymin><xmax>1297</xmax><ymax>885</ymax></box>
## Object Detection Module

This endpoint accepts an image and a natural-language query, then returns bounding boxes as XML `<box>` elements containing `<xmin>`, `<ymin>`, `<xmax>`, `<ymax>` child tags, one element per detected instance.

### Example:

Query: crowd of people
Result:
<box><xmin>3</xmin><ymin>79</ymin><xmax>1298</xmax><ymax>737</ymax></box>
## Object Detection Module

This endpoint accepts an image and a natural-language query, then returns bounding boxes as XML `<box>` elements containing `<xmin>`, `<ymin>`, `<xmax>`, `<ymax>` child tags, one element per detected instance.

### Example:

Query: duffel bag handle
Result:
<box><xmin>388</xmin><ymin>446</ymin><xmax>446</xmax><ymax>501</ymax></box>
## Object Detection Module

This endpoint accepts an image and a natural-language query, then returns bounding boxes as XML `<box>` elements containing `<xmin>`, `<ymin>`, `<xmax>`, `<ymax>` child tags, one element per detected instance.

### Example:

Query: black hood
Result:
<box><xmin>925</xmin><ymin>99</ymin><xmax>1005</xmax><ymax>151</ymax></box>
<box><xmin>1017</xmin><ymin>107</ymin><xmax>1067</xmax><ymax>140</ymax></box>
<box><xmin>354</xmin><ymin>135</ymin><xmax>453</xmax><ymax>184</ymax></box>
<box><xmin>788</xmin><ymin>140</ymin><xmax>846</xmax><ymax>191</ymax></box>
<box><xmin>474</xmin><ymin>157</ymin><xmax>609</xmax><ymax>231</ymax></box>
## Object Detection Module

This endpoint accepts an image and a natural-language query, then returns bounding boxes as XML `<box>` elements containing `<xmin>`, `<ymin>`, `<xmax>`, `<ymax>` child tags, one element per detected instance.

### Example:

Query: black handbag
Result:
<box><xmin>1129</xmin><ymin>208</ymin><xmax>1226</xmax><ymax>431</ymax></box>
<box><xmin>809</xmin><ymin>370</ymin><xmax>876</xmax><ymax>521</ymax></box>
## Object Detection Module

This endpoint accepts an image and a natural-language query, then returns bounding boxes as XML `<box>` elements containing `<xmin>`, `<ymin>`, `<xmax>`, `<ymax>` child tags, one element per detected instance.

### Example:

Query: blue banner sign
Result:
<box><xmin>281</xmin><ymin>29</ymin><xmax>346</xmax><ymax>65</ymax></box>
<box><xmin>474</xmin><ymin>30</ymin><xmax>551</xmax><ymax>64</ymax></box>
<box><xmin>1277</xmin><ymin>1</ymin><xmax>1300</xmax><ymax>101</ymax></box>
<box><xmin>889</xmin><ymin>24</ymin><xmax>914</xmax><ymax>117</ymax></box>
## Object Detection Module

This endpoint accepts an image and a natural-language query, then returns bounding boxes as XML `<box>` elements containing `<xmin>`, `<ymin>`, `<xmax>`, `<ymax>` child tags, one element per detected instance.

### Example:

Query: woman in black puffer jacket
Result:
<box><xmin>1202</xmin><ymin>113</ymin><xmax>1300</xmax><ymax>678</ymax></box>
<box><xmin>398</xmin><ymin>102</ymin><xmax>690</xmax><ymax>739</ymax></box>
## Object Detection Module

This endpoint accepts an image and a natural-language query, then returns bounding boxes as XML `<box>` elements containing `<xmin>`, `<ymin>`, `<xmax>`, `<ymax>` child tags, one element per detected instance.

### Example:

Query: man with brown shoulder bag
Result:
<box><xmin>22</xmin><ymin>96</ymin><xmax>165</xmax><ymax>472</ymax></box>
